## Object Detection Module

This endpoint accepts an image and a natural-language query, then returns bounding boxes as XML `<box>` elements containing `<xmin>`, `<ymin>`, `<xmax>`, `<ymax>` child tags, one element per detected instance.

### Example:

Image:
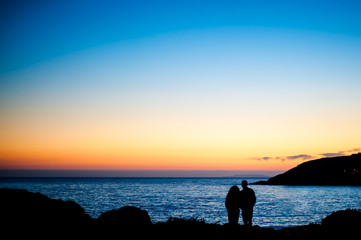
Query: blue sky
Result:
<box><xmin>1</xmin><ymin>0</ymin><xmax>361</xmax><ymax>73</ymax></box>
<box><xmin>0</xmin><ymin>0</ymin><xmax>361</xmax><ymax>174</ymax></box>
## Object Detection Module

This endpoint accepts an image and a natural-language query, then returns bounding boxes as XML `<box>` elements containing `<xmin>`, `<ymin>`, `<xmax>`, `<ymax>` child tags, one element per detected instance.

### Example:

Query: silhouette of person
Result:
<box><xmin>225</xmin><ymin>185</ymin><xmax>241</xmax><ymax>225</ymax></box>
<box><xmin>239</xmin><ymin>180</ymin><xmax>256</xmax><ymax>227</ymax></box>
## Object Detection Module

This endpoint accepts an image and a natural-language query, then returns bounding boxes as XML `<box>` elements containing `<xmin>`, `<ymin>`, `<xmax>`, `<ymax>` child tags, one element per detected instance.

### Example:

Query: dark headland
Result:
<box><xmin>1</xmin><ymin>188</ymin><xmax>360</xmax><ymax>239</ymax></box>
<box><xmin>253</xmin><ymin>153</ymin><xmax>361</xmax><ymax>186</ymax></box>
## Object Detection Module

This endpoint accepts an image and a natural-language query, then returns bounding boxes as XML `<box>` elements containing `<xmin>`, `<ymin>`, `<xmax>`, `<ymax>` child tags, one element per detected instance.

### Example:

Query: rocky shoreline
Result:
<box><xmin>1</xmin><ymin>188</ymin><xmax>360</xmax><ymax>239</ymax></box>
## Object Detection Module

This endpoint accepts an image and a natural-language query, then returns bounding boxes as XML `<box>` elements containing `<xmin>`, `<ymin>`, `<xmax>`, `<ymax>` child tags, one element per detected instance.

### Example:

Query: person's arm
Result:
<box><xmin>252</xmin><ymin>190</ymin><xmax>256</xmax><ymax>205</ymax></box>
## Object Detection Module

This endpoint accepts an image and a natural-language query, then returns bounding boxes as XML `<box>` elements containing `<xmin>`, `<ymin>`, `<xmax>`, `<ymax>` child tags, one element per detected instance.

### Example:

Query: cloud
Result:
<box><xmin>321</xmin><ymin>148</ymin><xmax>361</xmax><ymax>158</ymax></box>
<box><xmin>253</xmin><ymin>148</ymin><xmax>360</xmax><ymax>162</ymax></box>
<box><xmin>277</xmin><ymin>154</ymin><xmax>314</xmax><ymax>162</ymax></box>
<box><xmin>253</xmin><ymin>156</ymin><xmax>271</xmax><ymax>161</ymax></box>
<box><xmin>285</xmin><ymin>154</ymin><xmax>313</xmax><ymax>161</ymax></box>
<box><xmin>349</xmin><ymin>148</ymin><xmax>361</xmax><ymax>153</ymax></box>
<box><xmin>321</xmin><ymin>152</ymin><xmax>345</xmax><ymax>158</ymax></box>
<box><xmin>254</xmin><ymin>154</ymin><xmax>314</xmax><ymax>162</ymax></box>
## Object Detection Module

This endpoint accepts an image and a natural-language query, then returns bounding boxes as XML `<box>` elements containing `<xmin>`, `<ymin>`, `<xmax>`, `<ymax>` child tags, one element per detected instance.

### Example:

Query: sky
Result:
<box><xmin>1</xmin><ymin>0</ymin><xmax>361</xmax><ymax>176</ymax></box>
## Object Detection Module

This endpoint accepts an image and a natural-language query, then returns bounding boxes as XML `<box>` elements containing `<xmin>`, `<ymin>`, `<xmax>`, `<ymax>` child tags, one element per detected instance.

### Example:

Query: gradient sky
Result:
<box><xmin>1</xmin><ymin>0</ymin><xmax>361</xmax><ymax>174</ymax></box>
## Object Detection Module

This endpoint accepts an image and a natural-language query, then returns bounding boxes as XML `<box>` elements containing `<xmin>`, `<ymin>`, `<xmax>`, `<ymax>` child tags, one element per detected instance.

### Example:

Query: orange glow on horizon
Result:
<box><xmin>1</xmin><ymin>92</ymin><xmax>361</xmax><ymax>172</ymax></box>
<box><xmin>0</xmin><ymin>141</ymin><xmax>341</xmax><ymax>172</ymax></box>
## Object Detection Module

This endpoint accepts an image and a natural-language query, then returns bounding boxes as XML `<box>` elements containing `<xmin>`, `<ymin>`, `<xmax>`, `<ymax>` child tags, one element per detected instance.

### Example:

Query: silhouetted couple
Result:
<box><xmin>225</xmin><ymin>180</ymin><xmax>256</xmax><ymax>227</ymax></box>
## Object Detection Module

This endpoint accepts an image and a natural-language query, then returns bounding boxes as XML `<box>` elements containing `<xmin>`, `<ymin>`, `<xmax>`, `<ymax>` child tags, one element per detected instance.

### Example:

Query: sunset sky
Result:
<box><xmin>1</xmin><ymin>0</ymin><xmax>361</xmax><ymax>176</ymax></box>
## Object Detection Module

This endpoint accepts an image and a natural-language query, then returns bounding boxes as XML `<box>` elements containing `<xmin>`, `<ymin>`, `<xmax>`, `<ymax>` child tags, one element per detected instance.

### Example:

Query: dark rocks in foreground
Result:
<box><xmin>97</xmin><ymin>205</ymin><xmax>152</xmax><ymax>229</ymax></box>
<box><xmin>0</xmin><ymin>188</ymin><xmax>91</xmax><ymax>238</ymax></box>
<box><xmin>1</xmin><ymin>188</ymin><xmax>360</xmax><ymax>239</ymax></box>
<box><xmin>322</xmin><ymin>208</ymin><xmax>361</xmax><ymax>234</ymax></box>
<box><xmin>253</xmin><ymin>153</ymin><xmax>361</xmax><ymax>186</ymax></box>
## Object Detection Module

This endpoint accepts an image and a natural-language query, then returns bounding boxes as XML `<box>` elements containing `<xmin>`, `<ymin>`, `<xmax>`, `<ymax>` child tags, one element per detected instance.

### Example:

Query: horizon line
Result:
<box><xmin>0</xmin><ymin>169</ymin><xmax>282</xmax><ymax>178</ymax></box>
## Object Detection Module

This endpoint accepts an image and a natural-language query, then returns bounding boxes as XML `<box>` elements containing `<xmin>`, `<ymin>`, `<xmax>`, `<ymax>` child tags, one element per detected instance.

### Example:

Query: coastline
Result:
<box><xmin>253</xmin><ymin>153</ymin><xmax>361</xmax><ymax>186</ymax></box>
<box><xmin>1</xmin><ymin>188</ymin><xmax>360</xmax><ymax>239</ymax></box>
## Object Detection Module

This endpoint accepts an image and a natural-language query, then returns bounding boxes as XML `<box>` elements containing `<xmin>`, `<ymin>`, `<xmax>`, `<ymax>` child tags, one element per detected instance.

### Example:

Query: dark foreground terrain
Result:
<box><xmin>1</xmin><ymin>188</ymin><xmax>360</xmax><ymax>239</ymax></box>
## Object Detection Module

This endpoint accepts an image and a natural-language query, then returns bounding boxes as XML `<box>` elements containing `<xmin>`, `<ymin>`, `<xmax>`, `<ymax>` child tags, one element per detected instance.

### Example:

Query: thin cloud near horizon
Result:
<box><xmin>254</xmin><ymin>148</ymin><xmax>361</xmax><ymax>162</ymax></box>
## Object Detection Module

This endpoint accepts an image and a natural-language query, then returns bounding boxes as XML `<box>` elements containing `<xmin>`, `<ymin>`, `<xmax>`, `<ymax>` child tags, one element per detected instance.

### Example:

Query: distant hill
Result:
<box><xmin>253</xmin><ymin>153</ymin><xmax>361</xmax><ymax>185</ymax></box>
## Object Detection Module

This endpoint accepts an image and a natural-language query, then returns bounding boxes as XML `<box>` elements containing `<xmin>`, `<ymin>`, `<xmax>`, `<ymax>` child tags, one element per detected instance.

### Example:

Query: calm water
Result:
<box><xmin>1</xmin><ymin>177</ymin><xmax>360</xmax><ymax>228</ymax></box>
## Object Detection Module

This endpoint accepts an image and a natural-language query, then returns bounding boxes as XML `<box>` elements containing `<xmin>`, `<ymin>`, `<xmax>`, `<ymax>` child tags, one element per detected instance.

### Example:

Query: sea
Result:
<box><xmin>1</xmin><ymin>177</ymin><xmax>360</xmax><ymax>228</ymax></box>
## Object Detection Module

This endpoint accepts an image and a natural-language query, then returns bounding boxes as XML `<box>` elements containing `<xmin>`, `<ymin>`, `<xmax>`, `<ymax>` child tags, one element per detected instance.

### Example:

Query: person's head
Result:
<box><xmin>241</xmin><ymin>180</ymin><xmax>248</xmax><ymax>189</ymax></box>
<box><xmin>228</xmin><ymin>185</ymin><xmax>239</xmax><ymax>195</ymax></box>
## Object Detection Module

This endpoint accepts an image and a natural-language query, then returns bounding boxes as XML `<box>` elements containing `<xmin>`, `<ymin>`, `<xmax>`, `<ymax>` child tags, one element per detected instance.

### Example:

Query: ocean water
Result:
<box><xmin>1</xmin><ymin>177</ymin><xmax>360</xmax><ymax>228</ymax></box>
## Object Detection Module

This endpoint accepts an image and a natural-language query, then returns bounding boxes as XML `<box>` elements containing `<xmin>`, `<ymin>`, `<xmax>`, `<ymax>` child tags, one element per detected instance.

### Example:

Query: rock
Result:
<box><xmin>94</xmin><ymin>206</ymin><xmax>152</xmax><ymax>238</ymax></box>
<box><xmin>97</xmin><ymin>206</ymin><xmax>152</xmax><ymax>227</ymax></box>
<box><xmin>0</xmin><ymin>188</ymin><xmax>91</xmax><ymax>237</ymax></box>
<box><xmin>322</xmin><ymin>209</ymin><xmax>361</xmax><ymax>231</ymax></box>
<box><xmin>250</xmin><ymin>180</ymin><xmax>268</xmax><ymax>185</ymax></box>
